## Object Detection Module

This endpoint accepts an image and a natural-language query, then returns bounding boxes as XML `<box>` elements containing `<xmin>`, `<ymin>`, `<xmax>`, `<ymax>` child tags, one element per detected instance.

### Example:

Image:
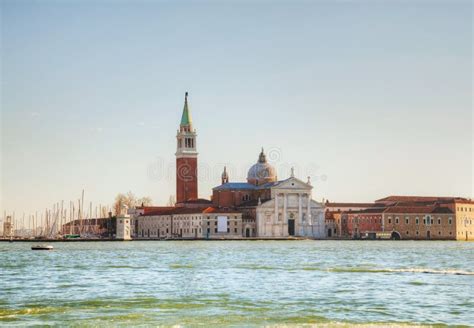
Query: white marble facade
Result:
<box><xmin>256</xmin><ymin>176</ymin><xmax>325</xmax><ymax>238</ymax></box>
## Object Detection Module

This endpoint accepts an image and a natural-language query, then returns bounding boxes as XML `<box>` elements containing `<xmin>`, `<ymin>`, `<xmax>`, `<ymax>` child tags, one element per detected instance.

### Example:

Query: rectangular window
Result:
<box><xmin>449</xmin><ymin>217</ymin><xmax>452</xmax><ymax>225</ymax></box>
<box><xmin>438</xmin><ymin>218</ymin><xmax>441</xmax><ymax>225</ymax></box>
<box><xmin>405</xmin><ymin>218</ymin><xmax>409</xmax><ymax>224</ymax></box>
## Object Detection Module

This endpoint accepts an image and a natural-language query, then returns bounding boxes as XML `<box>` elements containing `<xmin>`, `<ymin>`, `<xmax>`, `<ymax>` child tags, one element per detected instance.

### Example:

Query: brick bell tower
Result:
<box><xmin>175</xmin><ymin>92</ymin><xmax>198</xmax><ymax>204</ymax></box>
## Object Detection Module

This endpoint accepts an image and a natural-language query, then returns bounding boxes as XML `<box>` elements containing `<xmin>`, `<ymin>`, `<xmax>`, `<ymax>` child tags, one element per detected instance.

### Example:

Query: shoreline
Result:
<box><xmin>0</xmin><ymin>238</ymin><xmax>465</xmax><ymax>242</ymax></box>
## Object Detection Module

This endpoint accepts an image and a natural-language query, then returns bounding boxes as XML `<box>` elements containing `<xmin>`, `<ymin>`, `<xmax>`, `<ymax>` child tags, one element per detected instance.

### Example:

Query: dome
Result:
<box><xmin>247</xmin><ymin>149</ymin><xmax>277</xmax><ymax>185</ymax></box>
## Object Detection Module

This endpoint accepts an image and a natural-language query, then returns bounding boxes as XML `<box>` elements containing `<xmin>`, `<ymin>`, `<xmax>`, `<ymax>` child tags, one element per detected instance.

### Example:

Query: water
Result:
<box><xmin>1</xmin><ymin>241</ymin><xmax>473</xmax><ymax>327</ymax></box>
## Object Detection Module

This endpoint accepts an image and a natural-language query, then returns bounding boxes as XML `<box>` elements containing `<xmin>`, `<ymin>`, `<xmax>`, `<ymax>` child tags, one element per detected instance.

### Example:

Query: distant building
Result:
<box><xmin>324</xmin><ymin>202</ymin><xmax>384</xmax><ymax>237</ymax></box>
<box><xmin>450</xmin><ymin>199</ymin><xmax>474</xmax><ymax>241</ymax></box>
<box><xmin>116</xmin><ymin>216</ymin><xmax>131</xmax><ymax>240</ymax></box>
<box><xmin>3</xmin><ymin>216</ymin><xmax>13</xmax><ymax>238</ymax></box>
<box><xmin>341</xmin><ymin>208</ymin><xmax>384</xmax><ymax>239</ymax></box>
<box><xmin>213</xmin><ymin>154</ymin><xmax>325</xmax><ymax>238</ymax></box>
<box><xmin>382</xmin><ymin>205</ymin><xmax>455</xmax><ymax>240</ymax></box>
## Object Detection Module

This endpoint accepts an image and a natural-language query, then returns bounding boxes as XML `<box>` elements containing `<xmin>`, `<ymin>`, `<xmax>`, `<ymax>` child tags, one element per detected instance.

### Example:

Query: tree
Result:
<box><xmin>137</xmin><ymin>197</ymin><xmax>152</xmax><ymax>207</ymax></box>
<box><xmin>113</xmin><ymin>192</ymin><xmax>152</xmax><ymax>215</ymax></box>
<box><xmin>167</xmin><ymin>195</ymin><xmax>176</xmax><ymax>206</ymax></box>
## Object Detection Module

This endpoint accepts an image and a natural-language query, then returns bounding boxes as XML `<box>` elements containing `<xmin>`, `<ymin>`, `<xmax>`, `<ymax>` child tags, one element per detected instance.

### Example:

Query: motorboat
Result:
<box><xmin>31</xmin><ymin>245</ymin><xmax>54</xmax><ymax>250</ymax></box>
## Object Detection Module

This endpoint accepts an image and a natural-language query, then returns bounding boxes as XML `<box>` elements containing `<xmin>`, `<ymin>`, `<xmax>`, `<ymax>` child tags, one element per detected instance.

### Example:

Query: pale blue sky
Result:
<box><xmin>1</xmin><ymin>0</ymin><xmax>472</xmax><ymax>216</ymax></box>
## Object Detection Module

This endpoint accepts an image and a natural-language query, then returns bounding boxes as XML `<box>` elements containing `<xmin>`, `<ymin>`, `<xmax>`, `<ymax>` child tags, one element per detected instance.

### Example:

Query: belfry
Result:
<box><xmin>175</xmin><ymin>92</ymin><xmax>198</xmax><ymax>204</ymax></box>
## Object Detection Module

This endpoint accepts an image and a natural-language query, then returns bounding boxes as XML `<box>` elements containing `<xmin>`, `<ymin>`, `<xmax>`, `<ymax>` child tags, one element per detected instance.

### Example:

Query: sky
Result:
<box><xmin>1</xmin><ymin>0</ymin><xmax>472</xmax><ymax>218</ymax></box>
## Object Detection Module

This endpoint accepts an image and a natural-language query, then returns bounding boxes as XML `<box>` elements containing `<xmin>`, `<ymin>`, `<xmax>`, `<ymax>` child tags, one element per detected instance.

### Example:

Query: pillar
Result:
<box><xmin>283</xmin><ymin>193</ymin><xmax>287</xmax><ymax>236</ymax></box>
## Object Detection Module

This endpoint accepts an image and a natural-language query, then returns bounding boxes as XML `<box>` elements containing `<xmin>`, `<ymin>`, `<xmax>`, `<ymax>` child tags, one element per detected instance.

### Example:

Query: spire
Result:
<box><xmin>258</xmin><ymin>147</ymin><xmax>266</xmax><ymax>163</ymax></box>
<box><xmin>180</xmin><ymin>92</ymin><xmax>192</xmax><ymax>126</ymax></box>
<box><xmin>221</xmin><ymin>166</ymin><xmax>229</xmax><ymax>184</ymax></box>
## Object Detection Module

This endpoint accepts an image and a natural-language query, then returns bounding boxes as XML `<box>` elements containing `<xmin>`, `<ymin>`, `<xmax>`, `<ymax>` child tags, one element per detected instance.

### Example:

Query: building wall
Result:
<box><xmin>454</xmin><ymin>201</ymin><xmax>474</xmax><ymax>241</ymax></box>
<box><xmin>133</xmin><ymin>212</ymin><xmax>242</xmax><ymax>239</ymax></box>
<box><xmin>383</xmin><ymin>213</ymin><xmax>455</xmax><ymax>240</ymax></box>
<box><xmin>202</xmin><ymin>213</ymin><xmax>243</xmax><ymax>239</ymax></box>
<box><xmin>256</xmin><ymin>196</ymin><xmax>325</xmax><ymax>238</ymax></box>
<box><xmin>346</xmin><ymin>213</ymin><xmax>383</xmax><ymax>238</ymax></box>
<box><xmin>134</xmin><ymin>215</ymin><xmax>173</xmax><ymax>239</ymax></box>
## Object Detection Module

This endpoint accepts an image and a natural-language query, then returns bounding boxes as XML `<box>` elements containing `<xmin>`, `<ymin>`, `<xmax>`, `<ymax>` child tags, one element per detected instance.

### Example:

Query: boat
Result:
<box><xmin>31</xmin><ymin>245</ymin><xmax>54</xmax><ymax>250</ymax></box>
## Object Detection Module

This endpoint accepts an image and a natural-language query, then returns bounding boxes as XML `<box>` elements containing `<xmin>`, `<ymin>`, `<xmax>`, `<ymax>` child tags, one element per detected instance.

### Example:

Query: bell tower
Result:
<box><xmin>176</xmin><ymin>92</ymin><xmax>198</xmax><ymax>204</ymax></box>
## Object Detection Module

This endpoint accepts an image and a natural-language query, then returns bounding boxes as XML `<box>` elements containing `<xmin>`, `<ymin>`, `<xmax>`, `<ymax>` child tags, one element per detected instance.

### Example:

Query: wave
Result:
<box><xmin>326</xmin><ymin>267</ymin><xmax>474</xmax><ymax>275</ymax></box>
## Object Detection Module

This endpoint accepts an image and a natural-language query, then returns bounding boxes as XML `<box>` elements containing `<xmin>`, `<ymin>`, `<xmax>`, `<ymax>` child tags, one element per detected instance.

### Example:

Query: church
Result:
<box><xmin>213</xmin><ymin>150</ymin><xmax>325</xmax><ymax>238</ymax></box>
<box><xmin>123</xmin><ymin>93</ymin><xmax>326</xmax><ymax>239</ymax></box>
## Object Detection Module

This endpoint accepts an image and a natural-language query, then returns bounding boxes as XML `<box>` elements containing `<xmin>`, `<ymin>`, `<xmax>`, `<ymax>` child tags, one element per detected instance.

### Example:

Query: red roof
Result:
<box><xmin>375</xmin><ymin>196</ymin><xmax>464</xmax><ymax>203</ymax></box>
<box><xmin>141</xmin><ymin>206</ymin><xmax>241</xmax><ymax>217</ymax></box>
<box><xmin>325</xmin><ymin>202</ymin><xmax>379</xmax><ymax>208</ymax></box>
<box><xmin>202</xmin><ymin>207</ymin><xmax>241</xmax><ymax>214</ymax></box>
<box><xmin>383</xmin><ymin>205</ymin><xmax>453</xmax><ymax>214</ymax></box>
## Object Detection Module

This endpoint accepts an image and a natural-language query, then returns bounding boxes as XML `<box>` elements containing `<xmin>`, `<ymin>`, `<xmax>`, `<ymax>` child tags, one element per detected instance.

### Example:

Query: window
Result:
<box><xmin>388</xmin><ymin>219</ymin><xmax>392</xmax><ymax>224</ymax></box>
<box><xmin>416</xmin><ymin>217</ymin><xmax>419</xmax><ymax>225</ymax></box>
<box><xmin>437</xmin><ymin>218</ymin><xmax>441</xmax><ymax>225</ymax></box>
<box><xmin>215</xmin><ymin>228</ymin><xmax>217</xmax><ymax>233</ymax></box>
<box><xmin>395</xmin><ymin>217</ymin><xmax>399</xmax><ymax>224</ymax></box>
<box><xmin>405</xmin><ymin>218</ymin><xmax>409</xmax><ymax>224</ymax></box>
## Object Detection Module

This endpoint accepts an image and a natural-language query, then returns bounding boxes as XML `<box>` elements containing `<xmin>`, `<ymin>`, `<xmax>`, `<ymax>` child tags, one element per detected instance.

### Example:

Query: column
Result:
<box><xmin>307</xmin><ymin>193</ymin><xmax>312</xmax><ymax>236</ymax></box>
<box><xmin>283</xmin><ymin>193</ymin><xmax>287</xmax><ymax>236</ymax></box>
<box><xmin>274</xmin><ymin>193</ymin><xmax>278</xmax><ymax>224</ymax></box>
<box><xmin>298</xmin><ymin>193</ymin><xmax>303</xmax><ymax>235</ymax></box>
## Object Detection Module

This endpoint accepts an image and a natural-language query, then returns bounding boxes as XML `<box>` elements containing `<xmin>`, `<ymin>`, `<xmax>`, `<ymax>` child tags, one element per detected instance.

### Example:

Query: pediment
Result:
<box><xmin>272</xmin><ymin>177</ymin><xmax>312</xmax><ymax>191</ymax></box>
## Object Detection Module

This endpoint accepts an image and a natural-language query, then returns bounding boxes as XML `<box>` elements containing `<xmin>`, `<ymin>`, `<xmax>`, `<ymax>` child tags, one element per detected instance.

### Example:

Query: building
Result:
<box><xmin>450</xmin><ymin>199</ymin><xmax>474</xmax><ymax>241</ymax></box>
<box><xmin>376</xmin><ymin>196</ymin><xmax>474</xmax><ymax>241</ymax></box>
<box><xmin>3</xmin><ymin>216</ymin><xmax>13</xmax><ymax>238</ymax></box>
<box><xmin>61</xmin><ymin>218</ymin><xmax>114</xmax><ymax>237</ymax></box>
<box><xmin>213</xmin><ymin>154</ymin><xmax>325</xmax><ymax>238</ymax></box>
<box><xmin>132</xmin><ymin>207</ymin><xmax>242</xmax><ymax>239</ymax></box>
<box><xmin>382</xmin><ymin>205</ymin><xmax>455</xmax><ymax>240</ymax></box>
<box><xmin>341</xmin><ymin>208</ymin><xmax>384</xmax><ymax>239</ymax></box>
<box><xmin>324</xmin><ymin>202</ymin><xmax>384</xmax><ymax>238</ymax></box>
<box><xmin>116</xmin><ymin>216</ymin><xmax>131</xmax><ymax>240</ymax></box>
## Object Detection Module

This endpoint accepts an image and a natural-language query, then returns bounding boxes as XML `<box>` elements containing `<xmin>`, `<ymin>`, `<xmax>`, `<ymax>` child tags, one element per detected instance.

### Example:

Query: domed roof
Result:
<box><xmin>247</xmin><ymin>149</ymin><xmax>277</xmax><ymax>185</ymax></box>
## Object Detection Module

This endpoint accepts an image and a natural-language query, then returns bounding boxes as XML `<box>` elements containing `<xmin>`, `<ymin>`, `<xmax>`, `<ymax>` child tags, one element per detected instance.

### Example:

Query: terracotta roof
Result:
<box><xmin>138</xmin><ymin>206</ymin><xmax>174</xmax><ymax>214</ymax></box>
<box><xmin>202</xmin><ymin>207</ymin><xmax>241</xmax><ymax>214</ymax></box>
<box><xmin>141</xmin><ymin>206</ymin><xmax>241</xmax><ymax>216</ymax></box>
<box><xmin>375</xmin><ymin>196</ymin><xmax>465</xmax><ymax>203</ymax></box>
<box><xmin>346</xmin><ymin>208</ymin><xmax>385</xmax><ymax>215</ymax></box>
<box><xmin>181</xmin><ymin>198</ymin><xmax>212</xmax><ymax>204</ymax></box>
<box><xmin>383</xmin><ymin>205</ymin><xmax>453</xmax><ymax>215</ymax></box>
<box><xmin>325</xmin><ymin>202</ymin><xmax>381</xmax><ymax>208</ymax></box>
<box><xmin>142</xmin><ymin>207</ymin><xmax>203</xmax><ymax>216</ymax></box>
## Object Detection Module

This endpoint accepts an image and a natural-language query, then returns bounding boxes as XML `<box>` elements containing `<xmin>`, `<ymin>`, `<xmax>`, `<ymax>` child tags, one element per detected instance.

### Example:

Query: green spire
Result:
<box><xmin>180</xmin><ymin>92</ymin><xmax>192</xmax><ymax>126</ymax></box>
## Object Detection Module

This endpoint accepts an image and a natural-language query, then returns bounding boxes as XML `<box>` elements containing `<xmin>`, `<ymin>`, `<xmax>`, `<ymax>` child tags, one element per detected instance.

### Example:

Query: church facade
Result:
<box><xmin>123</xmin><ymin>93</ymin><xmax>327</xmax><ymax>239</ymax></box>
<box><xmin>213</xmin><ymin>151</ymin><xmax>325</xmax><ymax>238</ymax></box>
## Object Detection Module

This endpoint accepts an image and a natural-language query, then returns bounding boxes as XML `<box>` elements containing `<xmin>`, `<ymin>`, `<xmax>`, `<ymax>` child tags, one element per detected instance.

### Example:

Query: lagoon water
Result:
<box><xmin>1</xmin><ymin>240</ymin><xmax>473</xmax><ymax>327</ymax></box>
